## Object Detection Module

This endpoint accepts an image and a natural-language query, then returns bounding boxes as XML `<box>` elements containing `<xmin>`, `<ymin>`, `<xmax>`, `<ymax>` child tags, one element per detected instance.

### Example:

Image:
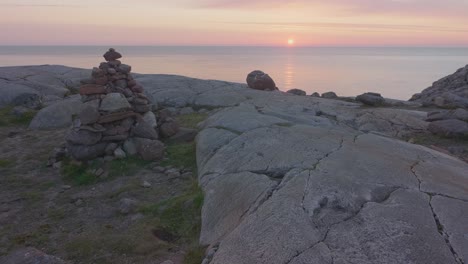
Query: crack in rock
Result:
<box><xmin>429</xmin><ymin>196</ymin><xmax>465</xmax><ymax>264</ymax></box>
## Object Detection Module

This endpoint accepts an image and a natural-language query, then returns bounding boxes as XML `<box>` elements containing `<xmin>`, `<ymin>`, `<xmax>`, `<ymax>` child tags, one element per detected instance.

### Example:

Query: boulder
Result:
<box><xmin>310</xmin><ymin>92</ymin><xmax>320</xmax><ymax>97</ymax></box>
<box><xmin>286</xmin><ymin>89</ymin><xmax>306</xmax><ymax>96</ymax></box>
<box><xmin>100</xmin><ymin>93</ymin><xmax>131</xmax><ymax>112</ymax></box>
<box><xmin>321</xmin><ymin>91</ymin><xmax>338</xmax><ymax>99</ymax></box>
<box><xmin>67</xmin><ymin>142</ymin><xmax>108</xmax><ymax>161</ymax></box>
<box><xmin>29</xmin><ymin>95</ymin><xmax>83</xmax><ymax>129</ymax></box>
<box><xmin>134</xmin><ymin>138</ymin><xmax>165</xmax><ymax>161</ymax></box>
<box><xmin>356</xmin><ymin>92</ymin><xmax>385</xmax><ymax>106</ymax></box>
<box><xmin>410</xmin><ymin>64</ymin><xmax>468</xmax><ymax>108</ymax></box>
<box><xmin>0</xmin><ymin>82</ymin><xmax>41</xmax><ymax>108</ymax></box>
<box><xmin>123</xmin><ymin>138</ymin><xmax>138</xmax><ymax>156</ymax></box>
<box><xmin>170</xmin><ymin>127</ymin><xmax>197</xmax><ymax>142</ymax></box>
<box><xmin>246</xmin><ymin>70</ymin><xmax>277</xmax><ymax>91</ymax></box>
<box><xmin>160</xmin><ymin>120</ymin><xmax>180</xmax><ymax>138</ymax></box>
<box><xmin>428</xmin><ymin>119</ymin><xmax>468</xmax><ymax>138</ymax></box>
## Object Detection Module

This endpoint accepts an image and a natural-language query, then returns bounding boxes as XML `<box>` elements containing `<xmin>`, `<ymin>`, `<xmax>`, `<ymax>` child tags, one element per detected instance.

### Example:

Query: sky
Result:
<box><xmin>1</xmin><ymin>0</ymin><xmax>468</xmax><ymax>46</ymax></box>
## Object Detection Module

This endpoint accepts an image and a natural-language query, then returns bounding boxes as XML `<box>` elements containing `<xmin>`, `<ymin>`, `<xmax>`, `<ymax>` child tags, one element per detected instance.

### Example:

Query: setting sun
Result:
<box><xmin>288</xmin><ymin>39</ymin><xmax>295</xmax><ymax>45</ymax></box>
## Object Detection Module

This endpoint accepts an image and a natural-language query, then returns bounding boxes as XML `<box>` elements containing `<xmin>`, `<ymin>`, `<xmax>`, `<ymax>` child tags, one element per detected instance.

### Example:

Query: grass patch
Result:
<box><xmin>61</xmin><ymin>159</ymin><xmax>99</xmax><ymax>186</ymax></box>
<box><xmin>108</xmin><ymin>156</ymin><xmax>151</xmax><ymax>177</ymax></box>
<box><xmin>160</xmin><ymin>141</ymin><xmax>197</xmax><ymax>173</ymax></box>
<box><xmin>176</xmin><ymin>112</ymin><xmax>208</xmax><ymax>129</ymax></box>
<box><xmin>184</xmin><ymin>245</ymin><xmax>206</xmax><ymax>264</ymax></box>
<box><xmin>0</xmin><ymin>159</ymin><xmax>14</xmax><ymax>168</ymax></box>
<box><xmin>0</xmin><ymin>106</ymin><xmax>36</xmax><ymax>127</ymax></box>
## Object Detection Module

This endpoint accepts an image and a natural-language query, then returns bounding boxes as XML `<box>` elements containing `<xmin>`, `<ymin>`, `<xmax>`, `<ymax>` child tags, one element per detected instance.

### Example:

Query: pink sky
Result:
<box><xmin>1</xmin><ymin>0</ymin><xmax>468</xmax><ymax>46</ymax></box>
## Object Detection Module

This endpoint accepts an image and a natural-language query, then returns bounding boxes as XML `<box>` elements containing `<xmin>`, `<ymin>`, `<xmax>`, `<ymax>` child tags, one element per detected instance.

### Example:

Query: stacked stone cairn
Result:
<box><xmin>66</xmin><ymin>48</ymin><xmax>166</xmax><ymax>161</ymax></box>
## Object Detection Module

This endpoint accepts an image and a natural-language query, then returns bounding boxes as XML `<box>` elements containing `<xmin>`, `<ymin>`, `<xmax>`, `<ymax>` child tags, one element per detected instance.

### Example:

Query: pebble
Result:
<box><xmin>152</xmin><ymin>166</ymin><xmax>166</xmax><ymax>173</ymax></box>
<box><xmin>141</xmin><ymin>181</ymin><xmax>152</xmax><ymax>188</ymax></box>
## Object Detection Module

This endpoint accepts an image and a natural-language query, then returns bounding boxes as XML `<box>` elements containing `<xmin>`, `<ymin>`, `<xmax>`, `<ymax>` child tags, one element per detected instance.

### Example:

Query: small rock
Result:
<box><xmin>310</xmin><ymin>92</ymin><xmax>320</xmax><ymax>97</ymax></box>
<box><xmin>52</xmin><ymin>161</ymin><xmax>62</xmax><ymax>169</ymax></box>
<box><xmin>143</xmin><ymin>111</ymin><xmax>158</xmax><ymax>128</ymax></box>
<box><xmin>286</xmin><ymin>89</ymin><xmax>306</xmax><ymax>96</ymax></box>
<box><xmin>123</xmin><ymin>139</ymin><xmax>138</xmax><ymax>156</ymax></box>
<box><xmin>246</xmin><ymin>70</ymin><xmax>277</xmax><ymax>91</ymax></box>
<box><xmin>132</xmin><ymin>121</ymin><xmax>159</xmax><ymax>140</ymax></box>
<box><xmin>114</xmin><ymin>147</ymin><xmax>127</xmax><ymax>159</ymax></box>
<box><xmin>94</xmin><ymin>168</ymin><xmax>104</xmax><ymax>177</ymax></box>
<box><xmin>105</xmin><ymin>143</ymin><xmax>119</xmax><ymax>155</ymax></box>
<box><xmin>134</xmin><ymin>138</ymin><xmax>165</xmax><ymax>161</ymax></box>
<box><xmin>119</xmin><ymin>198</ymin><xmax>138</xmax><ymax>215</ymax></box>
<box><xmin>167</xmin><ymin>169</ymin><xmax>181</xmax><ymax>178</ymax></box>
<box><xmin>75</xmin><ymin>199</ymin><xmax>84</xmax><ymax>207</ymax></box>
<box><xmin>104</xmin><ymin>48</ymin><xmax>122</xmax><ymax>61</ymax></box>
<box><xmin>61</xmin><ymin>185</ymin><xmax>72</xmax><ymax>190</ymax></box>
<box><xmin>141</xmin><ymin>181</ymin><xmax>152</xmax><ymax>188</ymax></box>
<box><xmin>321</xmin><ymin>92</ymin><xmax>338</xmax><ymax>99</ymax></box>
<box><xmin>152</xmin><ymin>166</ymin><xmax>166</xmax><ymax>173</ymax></box>
<box><xmin>160</xmin><ymin>120</ymin><xmax>180</xmax><ymax>138</ymax></box>
<box><xmin>100</xmin><ymin>93</ymin><xmax>131</xmax><ymax>112</ymax></box>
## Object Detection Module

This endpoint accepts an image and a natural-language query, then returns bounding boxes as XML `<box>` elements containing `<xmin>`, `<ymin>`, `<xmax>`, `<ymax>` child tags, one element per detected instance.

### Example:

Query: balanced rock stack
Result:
<box><xmin>66</xmin><ymin>48</ymin><xmax>164</xmax><ymax>161</ymax></box>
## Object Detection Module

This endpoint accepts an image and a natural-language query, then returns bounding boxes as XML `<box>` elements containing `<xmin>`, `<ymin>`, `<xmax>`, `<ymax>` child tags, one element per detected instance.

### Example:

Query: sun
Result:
<box><xmin>288</xmin><ymin>39</ymin><xmax>295</xmax><ymax>45</ymax></box>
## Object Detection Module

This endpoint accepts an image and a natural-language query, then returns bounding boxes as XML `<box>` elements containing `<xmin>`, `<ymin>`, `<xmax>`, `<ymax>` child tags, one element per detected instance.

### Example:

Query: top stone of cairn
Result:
<box><xmin>103</xmin><ymin>48</ymin><xmax>122</xmax><ymax>61</ymax></box>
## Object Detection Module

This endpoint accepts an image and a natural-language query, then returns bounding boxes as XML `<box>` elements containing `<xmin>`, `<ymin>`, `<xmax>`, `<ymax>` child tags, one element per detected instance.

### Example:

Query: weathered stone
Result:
<box><xmin>108</xmin><ymin>60</ymin><xmax>122</xmax><ymax>67</ymax></box>
<box><xmin>79</xmin><ymin>84</ymin><xmax>106</xmax><ymax>95</ymax></box>
<box><xmin>78</xmin><ymin>104</ymin><xmax>100</xmax><ymax>125</ymax></box>
<box><xmin>356</xmin><ymin>92</ymin><xmax>385</xmax><ymax>106</ymax></box>
<box><xmin>160</xmin><ymin>121</ymin><xmax>180</xmax><ymax>138</ymax></box>
<box><xmin>114</xmin><ymin>147</ymin><xmax>127</xmax><ymax>159</ymax></box>
<box><xmin>134</xmin><ymin>138</ymin><xmax>165</xmax><ymax>161</ymax></box>
<box><xmin>123</xmin><ymin>138</ymin><xmax>138</xmax><ymax>156</ymax></box>
<box><xmin>132</xmin><ymin>121</ymin><xmax>159</xmax><ymax>140</ymax></box>
<box><xmin>29</xmin><ymin>96</ymin><xmax>83</xmax><ymax>129</ymax></box>
<box><xmin>98</xmin><ymin>111</ymin><xmax>139</xmax><ymax>123</ymax></box>
<box><xmin>100</xmin><ymin>93</ymin><xmax>131</xmax><ymax>112</ymax></box>
<box><xmin>310</xmin><ymin>92</ymin><xmax>320</xmax><ymax>97</ymax></box>
<box><xmin>130</xmin><ymin>84</ymin><xmax>144</xmax><ymax>93</ymax></box>
<box><xmin>114</xmin><ymin>79</ymin><xmax>127</xmax><ymax>89</ymax></box>
<box><xmin>103</xmin><ymin>48</ymin><xmax>122</xmax><ymax>61</ymax></box>
<box><xmin>246</xmin><ymin>70</ymin><xmax>277</xmax><ymax>91</ymax></box>
<box><xmin>105</xmin><ymin>143</ymin><xmax>118</xmax><ymax>155</ymax></box>
<box><xmin>171</xmin><ymin>127</ymin><xmax>197</xmax><ymax>142</ymax></box>
<box><xmin>118</xmin><ymin>198</ymin><xmax>137</xmax><ymax>215</ymax></box>
<box><xmin>68</xmin><ymin>142</ymin><xmax>107</xmax><ymax>161</ymax></box>
<box><xmin>119</xmin><ymin>64</ymin><xmax>131</xmax><ymax>74</ymax></box>
<box><xmin>133</xmin><ymin>104</ymin><xmax>152</xmax><ymax>113</ymax></box>
<box><xmin>321</xmin><ymin>91</ymin><xmax>338</xmax><ymax>99</ymax></box>
<box><xmin>428</xmin><ymin>119</ymin><xmax>468</xmax><ymax>138</ymax></box>
<box><xmin>66</xmin><ymin>129</ymin><xmax>101</xmax><ymax>145</ymax></box>
<box><xmin>286</xmin><ymin>89</ymin><xmax>306</xmax><ymax>96</ymax></box>
<box><xmin>142</xmin><ymin>111</ymin><xmax>157</xmax><ymax>128</ymax></box>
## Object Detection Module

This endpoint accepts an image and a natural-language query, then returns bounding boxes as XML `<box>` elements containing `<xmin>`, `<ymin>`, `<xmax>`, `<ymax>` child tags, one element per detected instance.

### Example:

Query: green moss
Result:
<box><xmin>61</xmin><ymin>160</ymin><xmax>98</xmax><ymax>186</ymax></box>
<box><xmin>176</xmin><ymin>112</ymin><xmax>208</xmax><ymax>129</ymax></box>
<box><xmin>160</xmin><ymin>142</ymin><xmax>197</xmax><ymax>173</ymax></box>
<box><xmin>108</xmin><ymin>156</ymin><xmax>151</xmax><ymax>178</ymax></box>
<box><xmin>184</xmin><ymin>245</ymin><xmax>206</xmax><ymax>264</ymax></box>
<box><xmin>0</xmin><ymin>106</ymin><xmax>36</xmax><ymax>127</ymax></box>
<box><xmin>0</xmin><ymin>159</ymin><xmax>14</xmax><ymax>168</ymax></box>
<box><xmin>139</xmin><ymin>181</ymin><xmax>203</xmax><ymax>242</ymax></box>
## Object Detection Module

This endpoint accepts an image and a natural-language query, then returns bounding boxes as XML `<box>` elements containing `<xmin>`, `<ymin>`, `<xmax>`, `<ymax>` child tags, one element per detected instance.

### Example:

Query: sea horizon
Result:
<box><xmin>1</xmin><ymin>46</ymin><xmax>468</xmax><ymax>100</ymax></box>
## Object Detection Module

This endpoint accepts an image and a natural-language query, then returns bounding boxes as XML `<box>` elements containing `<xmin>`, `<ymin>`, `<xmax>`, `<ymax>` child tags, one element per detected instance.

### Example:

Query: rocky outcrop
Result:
<box><xmin>246</xmin><ymin>70</ymin><xmax>277</xmax><ymax>91</ymax></box>
<box><xmin>321</xmin><ymin>91</ymin><xmax>338</xmax><ymax>99</ymax></box>
<box><xmin>410</xmin><ymin>64</ymin><xmax>468</xmax><ymax>108</ymax></box>
<box><xmin>426</xmin><ymin>108</ymin><xmax>468</xmax><ymax>138</ymax></box>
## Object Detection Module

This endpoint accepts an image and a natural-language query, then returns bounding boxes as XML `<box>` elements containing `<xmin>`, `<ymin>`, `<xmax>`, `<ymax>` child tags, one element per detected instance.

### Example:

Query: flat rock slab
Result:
<box><xmin>197</xmin><ymin>100</ymin><xmax>468</xmax><ymax>264</ymax></box>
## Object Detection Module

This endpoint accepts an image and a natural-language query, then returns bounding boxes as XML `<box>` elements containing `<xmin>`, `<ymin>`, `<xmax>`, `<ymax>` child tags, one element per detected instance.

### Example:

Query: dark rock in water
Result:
<box><xmin>132</xmin><ymin>121</ymin><xmax>159</xmax><ymax>140</ymax></box>
<box><xmin>66</xmin><ymin>129</ymin><xmax>102</xmax><ymax>145</ymax></box>
<box><xmin>428</xmin><ymin>119</ymin><xmax>468</xmax><ymax>138</ymax></box>
<box><xmin>103</xmin><ymin>48</ymin><xmax>122</xmax><ymax>62</ymax></box>
<box><xmin>134</xmin><ymin>138</ymin><xmax>165</xmax><ymax>161</ymax></box>
<box><xmin>286</xmin><ymin>89</ymin><xmax>306</xmax><ymax>96</ymax></box>
<box><xmin>68</xmin><ymin>142</ymin><xmax>108</xmax><ymax>161</ymax></box>
<box><xmin>246</xmin><ymin>70</ymin><xmax>277</xmax><ymax>91</ymax></box>
<box><xmin>321</xmin><ymin>92</ymin><xmax>338</xmax><ymax>99</ymax></box>
<box><xmin>160</xmin><ymin>120</ymin><xmax>180</xmax><ymax>138</ymax></box>
<box><xmin>410</xmin><ymin>64</ymin><xmax>468</xmax><ymax>108</ymax></box>
<box><xmin>356</xmin><ymin>92</ymin><xmax>385</xmax><ymax>106</ymax></box>
<box><xmin>0</xmin><ymin>247</ymin><xmax>69</xmax><ymax>264</ymax></box>
<box><xmin>310</xmin><ymin>92</ymin><xmax>320</xmax><ymax>97</ymax></box>
<box><xmin>427</xmin><ymin>108</ymin><xmax>468</xmax><ymax>122</ymax></box>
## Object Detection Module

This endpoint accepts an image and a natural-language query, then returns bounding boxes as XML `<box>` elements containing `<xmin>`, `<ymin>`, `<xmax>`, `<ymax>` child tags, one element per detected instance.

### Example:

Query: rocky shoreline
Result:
<box><xmin>1</xmin><ymin>63</ymin><xmax>467</xmax><ymax>264</ymax></box>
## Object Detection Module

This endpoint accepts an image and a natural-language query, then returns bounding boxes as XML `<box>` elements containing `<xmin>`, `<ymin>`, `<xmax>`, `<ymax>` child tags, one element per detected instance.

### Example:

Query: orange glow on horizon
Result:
<box><xmin>288</xmin><ymin>39</ymin><xmax>295</xmax><ymax>45</ymax></box>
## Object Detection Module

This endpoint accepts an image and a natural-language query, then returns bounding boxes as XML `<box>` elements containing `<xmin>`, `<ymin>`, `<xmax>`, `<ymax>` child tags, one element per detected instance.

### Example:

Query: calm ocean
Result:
<box><xmin>1</xmin><ymin>46</ymin><xmax>467</xmax><ymax>100</ymax></box>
